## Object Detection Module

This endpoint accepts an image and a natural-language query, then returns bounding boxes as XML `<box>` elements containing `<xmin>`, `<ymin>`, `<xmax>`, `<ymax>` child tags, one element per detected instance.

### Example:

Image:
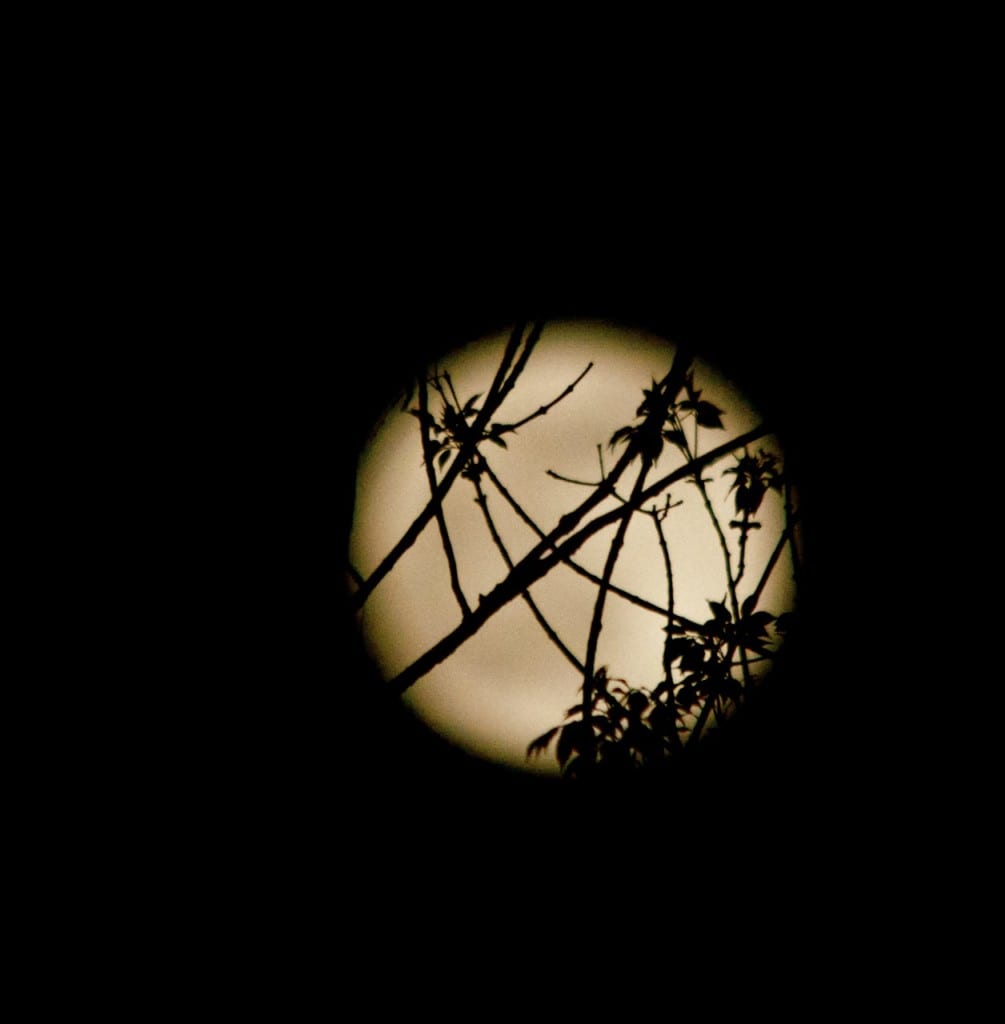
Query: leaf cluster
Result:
<box><xmin>410</xmin><ymin>384</ymin><xmax>509</xmax><ymax>473</ymax></box>
<box><xmin>608</xmin><ymin>370</ymin><xmax>725</xmax><ymax>465</ymax></box>
<box><xmin>528</xmin><ymin>596</ymin><xmax>784</xmax><ymax>778</ymax></box>
<box><xmin>723</xmin><ymin>448</ymin><xmax>783</xmax><ymax>530</ymax></box>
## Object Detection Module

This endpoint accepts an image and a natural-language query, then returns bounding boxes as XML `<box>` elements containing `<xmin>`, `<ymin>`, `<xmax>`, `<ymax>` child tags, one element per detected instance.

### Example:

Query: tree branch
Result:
<box><xmin>481</xmin><ymin>458</ymin><xmax>698</xmax><ymax>626</ymax></box>
<box><xmin>387</xmin><ymin>421</ymin><xmax>769</xmax><ymax>695</ymax></box>
<box><xmin>496</xmin><ymin>362</ymin><xmax>594</xmax><ymax>436</ymax></box>
<box><xmin>350</xmin><ymin>321</ymin><xmax>533</xmax><ymax>610</ymax></box>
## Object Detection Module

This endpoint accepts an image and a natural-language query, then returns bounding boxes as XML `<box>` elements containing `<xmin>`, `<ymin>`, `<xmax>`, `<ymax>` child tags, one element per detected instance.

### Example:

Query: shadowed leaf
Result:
<box><xmin>557</xmin><ymin>721</ymin><xmax>592</xmax><ymax>767</ymax></box>
<box><xmin>527</xmin><ymin>727</ymin><xmax>559</xmax><ymax>758</ymax></box>
<box><xmin>708</xmin><ymin>600</ymin><xmax>731</xmax><ymax>623</ymax></box>
<box><xmin>609</xmin><ymin>425</ymin><xmax>633</xmax><ymax>449</ymax></box>
<box><xmin>695</xmin><ymin>401</ymin><xmax>725</xmax><ymax>428</ymax></box>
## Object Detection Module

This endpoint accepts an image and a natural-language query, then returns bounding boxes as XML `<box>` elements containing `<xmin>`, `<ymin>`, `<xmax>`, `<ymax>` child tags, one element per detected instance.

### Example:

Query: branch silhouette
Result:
<box><xmin>387</xmin><ymin>422</ymin><xmax>770</xmax><ymax>694</ymax></box>
<box><xmin>350</xmin><ymin>321</ymin><xmax>542</xmax><ymax>610</ymax></box>
<box><xmin>480</xmin><ymin>458</ymin><xmax>692</xmax><ymax>624</ymax></box>
<box><xmin>352</xmin><ymin>325</ymin><xmax>799</xmax><ymax>779</ymax></box>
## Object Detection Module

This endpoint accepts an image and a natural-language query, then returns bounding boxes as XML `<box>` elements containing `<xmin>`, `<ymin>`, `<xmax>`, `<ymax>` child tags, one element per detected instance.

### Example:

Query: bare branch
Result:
<box><xmin>497</xmin><ymin>362</ymin><xmax>594</xmax><ymax>436</ymax></box>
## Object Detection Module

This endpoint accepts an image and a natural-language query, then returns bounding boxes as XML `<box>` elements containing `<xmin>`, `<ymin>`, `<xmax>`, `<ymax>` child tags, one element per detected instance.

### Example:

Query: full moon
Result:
<box><xmin>348</xmin><ymin>320</ymin><xmax>800</xmax><ymax>776</ymax></box>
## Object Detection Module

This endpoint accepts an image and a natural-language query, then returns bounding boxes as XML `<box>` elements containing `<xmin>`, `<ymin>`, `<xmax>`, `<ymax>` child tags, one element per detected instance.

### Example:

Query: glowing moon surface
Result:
<box><xmin>349</xmin><ymin>320</ymin><xmax>799</xmax><ymax>775</ymax></box>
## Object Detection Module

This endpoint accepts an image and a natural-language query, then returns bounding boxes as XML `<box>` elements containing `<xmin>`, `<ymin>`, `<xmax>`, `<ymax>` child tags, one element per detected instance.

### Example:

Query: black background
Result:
<box><xmin>313</xmin><ymin>200</ymin><xmax>896</xmax><ymax>872</ymax></box>
<box><xmin>177</xmin><ymin>150</ymin><xmax>941</xmax><ymax>940</ymax></box>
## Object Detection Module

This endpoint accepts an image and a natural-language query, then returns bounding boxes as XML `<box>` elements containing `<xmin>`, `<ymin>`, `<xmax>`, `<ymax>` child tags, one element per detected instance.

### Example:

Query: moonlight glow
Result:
<box><xmin>349</xmin><ymin>321</ymin><xmax>800</xmax><ymax>776</ymax></box>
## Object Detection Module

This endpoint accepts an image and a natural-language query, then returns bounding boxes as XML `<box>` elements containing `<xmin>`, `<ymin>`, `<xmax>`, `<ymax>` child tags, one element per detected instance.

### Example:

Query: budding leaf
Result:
<box><xmin>695</xmin><ymin>401</ymin><xmax>725</xmax><ymax>429</ymax></box>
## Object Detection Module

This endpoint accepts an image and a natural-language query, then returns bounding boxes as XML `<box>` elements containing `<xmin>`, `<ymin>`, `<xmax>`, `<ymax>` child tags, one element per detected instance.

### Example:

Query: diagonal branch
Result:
<box><xmin>748</xmin><ymin>512</ymin><xmax>801</xmax><ymax>611</ymax></box>
<box><xmin>480</xmin><ymin>458</ymin><xmax>699</xmax><ymax>627</ymax></box>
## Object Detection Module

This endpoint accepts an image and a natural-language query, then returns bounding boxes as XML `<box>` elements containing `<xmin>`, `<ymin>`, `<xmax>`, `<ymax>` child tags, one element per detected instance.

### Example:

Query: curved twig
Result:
<box><xmin>471</xmin><ymin>475</ymin><xmax>584</xmax><ymax>674</ymax></box>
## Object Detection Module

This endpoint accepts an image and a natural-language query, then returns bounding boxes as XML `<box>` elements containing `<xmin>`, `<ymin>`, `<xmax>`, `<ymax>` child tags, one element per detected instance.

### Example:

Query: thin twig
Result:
<box><xmin>581</xmin><ymin>462</ymin><xmax>653</xmax><ymax>765</ymax></box>
<box><xmin>348</xmin><ymin>562</ymin><xmax>364</xmax><ymax>587</ymax></box>
<box><xmin>418</xmin><ymin>374</ymin><xmax>471</xmax><ymax>617</ymax></box>
<box><xmin>497</xmin><ymin>362</ymin><xmax>594</xmax><ymax>436</ymax></box>
<box><xmin>471</xmin><ymin>474</ymin><xmax>584</xmax><ymax>674</ymax></box>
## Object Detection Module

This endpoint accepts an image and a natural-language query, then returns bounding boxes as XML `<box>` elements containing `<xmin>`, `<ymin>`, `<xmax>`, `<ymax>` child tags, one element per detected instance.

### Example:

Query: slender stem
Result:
<box><xmin>735</xmin><ymin>506</ymin><xmax>751</xmax><ymax>587</ymax></box>
<box><xmin>546</xmin><ymin>469</ymin><xmax>605</xmax><ymax>489</ymax></box>
<box><xmin>581</xmin><ymin>462</ymin><xmax>653</xmax><ymax>766</ymax></box>
<box><xmin>388</xmin><ymin>423</ymin><xmax>769</xmax><ymax>694</ymax></box>
<box><xmin>496</xmin><ymin>362</ymin><xmax>594</xmax><ymax>436</ymax></box>
<box><xmin>348</xmin><ymin>562</ymin><xmax>364</xmax><ymax>587</ymax></box>
<box><xmin>418</xmin><ymin>375</ymin><xmax>471</xmax><ymax>617</ymax></box>
<box><xmin>472</xmin><ymin>472</ymin><xmax>584</xmax><ymax>674</ymax></box>
<box><xmin>652</xmin><ymin>508</ymin><xmax>683</xmax><ymax>752</ymax></box>
<box><xmin>784</xmin><ymin>478</ymin><xmax>802</xmax><ymax>583</ymax></box>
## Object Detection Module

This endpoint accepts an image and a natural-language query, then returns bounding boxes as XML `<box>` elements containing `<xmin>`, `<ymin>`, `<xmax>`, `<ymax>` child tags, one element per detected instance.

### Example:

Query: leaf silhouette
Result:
<box><xmin>556</xmin><ymin>721</ymin><xmax>592</xmax><ymax>767</ymax></box>
<box><xmin>695</xmin><ymin>401</ymin><xmax>725</xmax><ymax>429</ymax></box>
<box><xmin>527</xmin><ymin>727</ymin><xmax>559</xmax><ymax>758</ymax></box>
<box><xmin>609</xmin><ymin>425</ymin><xmax>634</xmax><ymax>449</ymax></box>
<box><xmin>708</xmin><ymin>600</ymin><xmax>731</xmax><ymax>624</ymax></box>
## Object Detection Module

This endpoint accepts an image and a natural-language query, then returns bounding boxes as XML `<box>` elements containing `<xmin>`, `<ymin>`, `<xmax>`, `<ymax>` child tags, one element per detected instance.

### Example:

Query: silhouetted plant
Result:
<box><xmin>348</xmin><ymin>320</ymin><xmax>799</xmax><ymax>781</ymax></box>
